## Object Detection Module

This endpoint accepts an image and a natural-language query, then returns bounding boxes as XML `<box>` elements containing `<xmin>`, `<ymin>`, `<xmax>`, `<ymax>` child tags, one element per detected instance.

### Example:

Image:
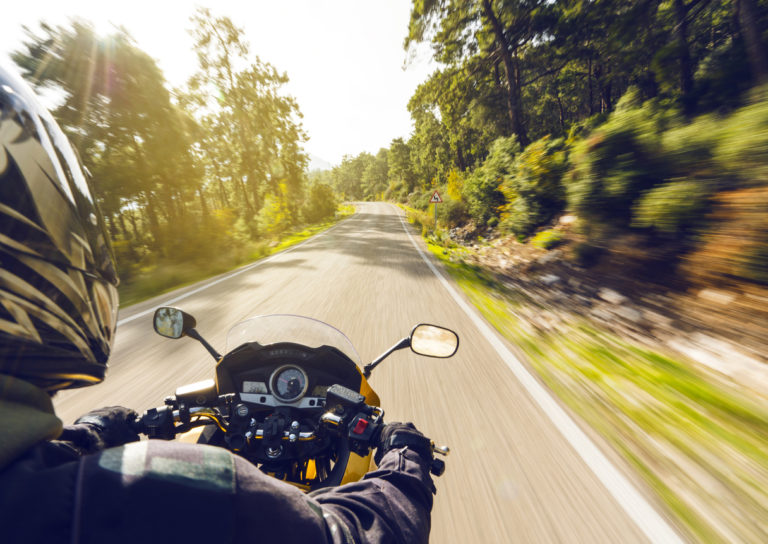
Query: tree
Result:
<box><xmin>184</xmin><ymin>8</ymin><xmax>307</xmax><ymax>219</ymax></box>
<box><xmin>406</xmin><ymin>0</ymin><xmax>560</xmax><ymax>146</ymax></box>
<box><xmin>362</xmin><ymin>149</ymin><xmax>389</xmax><ymax>199</ymax></box>
<box><xmin>13</xmin><ymin>21</ymin><xmax>201</xmax><ymax>250</ymax></box>
<box><xmin>388</xmin><ymin>138</ymin><xmax>417</xmax><ymax>194</ymax></box>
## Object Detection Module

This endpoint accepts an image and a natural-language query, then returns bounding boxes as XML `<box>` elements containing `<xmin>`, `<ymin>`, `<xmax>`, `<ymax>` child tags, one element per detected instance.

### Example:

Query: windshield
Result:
<box><xmin>225</xmin><ymin>315</ymin><xmax>361</xmax><ymax>366</ymax></box>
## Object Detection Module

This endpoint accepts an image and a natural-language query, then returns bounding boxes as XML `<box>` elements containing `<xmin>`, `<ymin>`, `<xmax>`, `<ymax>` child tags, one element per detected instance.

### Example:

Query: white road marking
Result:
<box><xmin>393</xmin><ymin>205</ymin><xmax>683</xmax><ymax>544</ymax></box>
<box><xmin>116</xmin><ymin>220</ymin><xmax>347</xmax><ymax>327</ymax></box>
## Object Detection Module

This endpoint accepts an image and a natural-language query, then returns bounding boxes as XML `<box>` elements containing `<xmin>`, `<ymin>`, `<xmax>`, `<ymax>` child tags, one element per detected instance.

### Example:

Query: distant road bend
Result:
<box><xmin>56</xmin><ymin>202</ymin><xmax>683</xmax><ymax>543</ymax></box>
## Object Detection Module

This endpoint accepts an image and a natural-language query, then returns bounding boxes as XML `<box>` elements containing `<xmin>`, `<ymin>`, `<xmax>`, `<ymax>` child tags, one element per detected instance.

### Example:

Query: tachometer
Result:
<box><xmin>269</xmin><ymin>365</ymin><xmax>308</xmax><ymax>402</ymax></box>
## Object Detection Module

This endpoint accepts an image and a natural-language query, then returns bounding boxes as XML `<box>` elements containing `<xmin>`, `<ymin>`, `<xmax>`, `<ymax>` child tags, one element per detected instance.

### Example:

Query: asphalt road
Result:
<box><xmin>55</xmin><ymin>202</ymin><xmax>676</xmax><ymax>543</ymax></box>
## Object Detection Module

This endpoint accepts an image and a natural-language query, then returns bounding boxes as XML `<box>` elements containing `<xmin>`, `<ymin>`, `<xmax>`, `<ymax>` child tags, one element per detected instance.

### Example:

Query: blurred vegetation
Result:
<box><xmin>322</xmin><ymin>0</ymin><xmax>768</xmax><ymax>284</ymax></box>
<box><xmin>9</xmin><ymin>2</ymin><xmax>768</xmax><ymax>289</ymax></box>
<box><xmin>428</xmin><ymin>241</ymin><xmax>768</xmax><ymax>542</ymax></box>
<box><xmin>531</xmin><ymin>230</ymin><xmax>564</xmax><ymax>250</ymax></box>
<box><xmin>11</xmin><ymin>10</ymin><xmax>343</xmax><ymax>305</ymax></box>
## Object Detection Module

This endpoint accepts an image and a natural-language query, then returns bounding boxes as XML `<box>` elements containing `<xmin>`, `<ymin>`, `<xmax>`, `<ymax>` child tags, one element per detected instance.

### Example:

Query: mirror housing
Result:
<box><xmin>154</xmin><ymin>307</ymin><xmax>196</xmax><ymax>339</ymax></box>
<box><xmin>410</xmin><ymin>324</ymin><xmax>459</xmax><ymax>358</ymax></box>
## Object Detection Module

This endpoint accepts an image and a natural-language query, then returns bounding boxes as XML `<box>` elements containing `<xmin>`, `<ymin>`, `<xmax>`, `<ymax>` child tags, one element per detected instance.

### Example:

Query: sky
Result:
<box><xmin>0</xmin><ymin>0</ymin><xmax>438</xmax><ymax>167</ymax></box>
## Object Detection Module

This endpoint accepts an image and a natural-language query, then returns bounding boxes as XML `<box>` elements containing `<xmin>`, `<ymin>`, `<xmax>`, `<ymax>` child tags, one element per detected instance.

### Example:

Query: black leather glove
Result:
<box><xmin>374</xmin><ymin>422</ymin><xmax>433</xmax><ymax>465</ymax></box>
<box><xmin>74</xmin><ymin>406</ymin><xmax>140</xmax><ymax>448</ymax></box>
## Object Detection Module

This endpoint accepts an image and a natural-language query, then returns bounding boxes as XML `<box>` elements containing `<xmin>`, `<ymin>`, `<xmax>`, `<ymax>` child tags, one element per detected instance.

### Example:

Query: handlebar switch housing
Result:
<box><xmin>141</xmin><ymin>406</ymin><xmax>175</xmax><ymax>440</ymax></box>
<box><xmin>347</xmin><ymin>414</ymin><xmax>379</xmax><ymax>456</ymax></box>
<box><xmin>326</xmin><ymin>385</ymin><xmax>366</xmax><ymax>413</ymax></box>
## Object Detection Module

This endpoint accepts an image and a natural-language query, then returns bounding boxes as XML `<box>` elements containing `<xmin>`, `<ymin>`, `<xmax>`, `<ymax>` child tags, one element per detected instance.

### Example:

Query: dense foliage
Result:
<box><xmin>11</xmin><ymin>1</ymin><xmax>768</xmax><ymax>287</ymax></box>
<box><xmin>333</xmin><ymin>0</ymin><xmax>768</xmax><ymax>282</ymax></box>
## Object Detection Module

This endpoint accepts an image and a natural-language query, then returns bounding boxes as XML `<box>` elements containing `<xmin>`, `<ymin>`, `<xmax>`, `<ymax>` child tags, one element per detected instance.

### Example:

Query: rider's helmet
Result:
<box><xmin>0</xmin><ymin>61</ymin><xmax>119</xmax><ymax>392</ymax></box>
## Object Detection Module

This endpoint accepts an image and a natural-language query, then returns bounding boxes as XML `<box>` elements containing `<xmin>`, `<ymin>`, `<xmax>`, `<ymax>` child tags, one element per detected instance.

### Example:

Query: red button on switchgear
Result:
<box><xmin>352</xmin><ymin>418</ymin><xmax>369</xmax><ymax>434</ymax></box>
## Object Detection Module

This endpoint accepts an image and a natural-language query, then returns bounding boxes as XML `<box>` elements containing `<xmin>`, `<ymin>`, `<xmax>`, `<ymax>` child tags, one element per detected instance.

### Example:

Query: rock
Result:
<box><xmin>538</xmin><ymin>250</ymin><xmax>563</xmax><ymax>265</ymax></box>
<box><xmin>697</xmin><ymin>288</ymin><xmax>736</xmax><ymax>305</ymax></box>
<box><xmin>613</xmin><ymin>305</ymin><xmax>643</xmax><ymax>323</ymax></box>
<box><xmin>598</xmin><ymin>288</ymin><xmax>628</xmax><ymax>305</ymax></box>
<box><xmin>568</xmin><ymin>278</ymin><xmax>582</xmax><ymax>290</ymax></box>
<box><xmin>540</xmin><ymin>274</ymin><xmax>561</xmax><ymax>286</ymax></box>
<box><xmin>590</xmin><ymin>308</ymin><xmax>613</xmax><ymax>322</ymax></box>
<box><xmin>642</xmin><ymin>309</ymin><xmax>673</xmax><ymax>327</ymax></box>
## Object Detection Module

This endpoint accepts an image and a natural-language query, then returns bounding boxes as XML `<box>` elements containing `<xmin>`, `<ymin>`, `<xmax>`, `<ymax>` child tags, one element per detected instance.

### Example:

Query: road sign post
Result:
<box><xmin>430</xmin><ymin>190</ymin><xmax>442</xmax><ymax>231</ymax></box>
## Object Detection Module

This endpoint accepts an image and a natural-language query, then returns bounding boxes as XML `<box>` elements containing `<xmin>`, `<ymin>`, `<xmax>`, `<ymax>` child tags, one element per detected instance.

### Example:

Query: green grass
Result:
<box><xmin>118</xmin><ymin>205</ymin><xmax>354</xmax><ymax>307</ymax></box>
<box><xmin>424</xmin><ymin>238</ymin><xmax>768</xmax><ymax>543</ymax></box>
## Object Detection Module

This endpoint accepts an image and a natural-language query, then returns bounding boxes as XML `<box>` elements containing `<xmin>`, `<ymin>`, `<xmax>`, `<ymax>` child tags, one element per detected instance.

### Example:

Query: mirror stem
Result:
<box><xmin>363</xmin><ymin>337</ymin><xmax>410</xmax><ymax>378</ymax></box>
<box><xmin>186</xmin><ymin>328</ymin><xmax>221</xmax><ymax>361</ymax></box>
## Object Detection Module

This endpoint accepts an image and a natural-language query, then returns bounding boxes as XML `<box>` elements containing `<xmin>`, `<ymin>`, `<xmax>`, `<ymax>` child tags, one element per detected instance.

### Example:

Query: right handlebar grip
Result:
<box><xmin>430</xmin><ymin>458</ymin><xmax>446</xmax><ymax>477</ymax></box>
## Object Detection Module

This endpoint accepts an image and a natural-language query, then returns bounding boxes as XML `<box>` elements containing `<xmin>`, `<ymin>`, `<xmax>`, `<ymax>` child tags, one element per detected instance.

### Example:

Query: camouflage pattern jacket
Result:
<box><xmin>0</xmin><ymin>376</ymin><xmax>435</xmax><ymax>543</ymax></box>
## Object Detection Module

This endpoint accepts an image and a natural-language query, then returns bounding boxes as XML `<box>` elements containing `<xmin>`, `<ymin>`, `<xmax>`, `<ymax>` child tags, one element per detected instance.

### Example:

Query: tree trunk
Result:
<box><xmin>238</xmin><ymin>174</ymin><xmax>254</xmax><ymax>214</ymax></box>
<box><xmin>218</xmin><ymin>177</ymin><xmax>230</xmax><ymax>208</ymax></box>
<box><xmin>216</xmin><ymin>26</ymin><xmax>256</xmax><ymax>215</ymax></box>
<box><xmin>143</xmin><ymin>191</ymin><xmax>162</xmax><ymax>251</ymax></box>
<box><xmin>600</xmin><ymin>79</ymin><xmax>612</xmax><ymax>113</ymax></box>
<box><xmin>674</xmin><ymin>0</ymin><xmax>695</xmax><ymax>114</ymax></box>
<box><xmin>129</xmin><ymin>211</ymin><xmax>142</xmax><ymax>244</ymax></box>
<box><xmin>587</xmin><ymin>55</ymin><xmax>595</xmax><ymax>116</ymax></box>
<box><xmin>737</xmin><ymin>0</ymin><xmax>768</xmax><ymax>84</ymax></box>
<box><xmin>198</xmin><ymin>188</ymin><xmax>209</xmax><ymax>220</ymax></box>
<box><xmin>456</xmin><ymin>146</ymin><xmax>466</xmax><ymax>171</ymax></box>
<box><xmin>481</xmin><ymin>0</ymin><xmax>528</xmax><ymax>146</ymax></box>
<box><xmin>106</xmin><ymin>213</ymin><xmax>119</xmax><ymax>239</ymax></box>
<box><xmin>117</xmin><ymin>211</ymin><xmax>130</xmax><ymax>240</ymax></box>
<box><xmin>555</xmin><ymin>86</ymin><xmax>566</xmax><ymax>131</ymax></box>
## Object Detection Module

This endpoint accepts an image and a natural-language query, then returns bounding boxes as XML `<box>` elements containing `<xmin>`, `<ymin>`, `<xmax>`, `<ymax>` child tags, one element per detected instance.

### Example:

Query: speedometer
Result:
<box><xmin>269</xmin><ymin>365</ymin><xmax>308</xmax><ymax>402</ymax></box>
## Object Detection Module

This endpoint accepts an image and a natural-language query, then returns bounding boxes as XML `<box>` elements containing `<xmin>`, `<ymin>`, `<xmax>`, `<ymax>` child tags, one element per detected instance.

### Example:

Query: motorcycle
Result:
<box><xmin>134</xmin><ymin>307</ymin><xmax>459</xmax><ymax>492</ymax></box>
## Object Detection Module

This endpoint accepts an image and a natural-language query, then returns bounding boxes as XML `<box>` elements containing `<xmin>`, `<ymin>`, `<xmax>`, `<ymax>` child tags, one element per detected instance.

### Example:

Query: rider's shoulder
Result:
<box><xmin>89</xmin><ymin>439</ymin><xmax>239</xmax><ymax>494</ymax></box>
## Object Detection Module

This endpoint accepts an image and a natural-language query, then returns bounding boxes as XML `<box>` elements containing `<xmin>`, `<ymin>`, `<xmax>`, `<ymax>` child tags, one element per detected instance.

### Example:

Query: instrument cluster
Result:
<box><xmin>240</xmin><ymin>365</ymin><xmax>330</xmax><ymax>408</ymax></box>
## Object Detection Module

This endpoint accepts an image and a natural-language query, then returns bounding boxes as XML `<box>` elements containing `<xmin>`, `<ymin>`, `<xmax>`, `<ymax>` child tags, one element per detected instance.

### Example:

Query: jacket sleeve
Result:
<box><xmin>308</xmin><ymin>447</ymin><xmax>436</xmax><ymax>544</ymax></box>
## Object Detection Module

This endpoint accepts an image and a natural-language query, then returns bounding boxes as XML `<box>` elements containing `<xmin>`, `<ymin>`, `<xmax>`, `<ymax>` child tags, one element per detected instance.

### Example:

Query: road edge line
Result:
<box><xmin>393</xmin><ymin>204</ymin><xmax>683</xmax><ymax>544</ymax></box>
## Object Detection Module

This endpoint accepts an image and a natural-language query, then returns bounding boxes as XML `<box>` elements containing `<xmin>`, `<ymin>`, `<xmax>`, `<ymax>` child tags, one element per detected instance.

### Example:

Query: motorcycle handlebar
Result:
<box><xmin>132</xmin><ymin>398</ymin><xmax>448</xmax><ymax>477</ymax></box>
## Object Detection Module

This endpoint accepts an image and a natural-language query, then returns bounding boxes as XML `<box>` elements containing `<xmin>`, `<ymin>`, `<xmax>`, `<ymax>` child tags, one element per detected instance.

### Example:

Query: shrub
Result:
<box><xmin>258</xmin><ymin>190</ymin><xmax>293</xmax><ymax>237</ymax></box>
<box><xmin>712</xmin><ymin>95</ymin><xmax>768</xmax><ymax>185</ymax></box>
<box><xmin>406</xmin><ymin>208</ymin><xmax>434</xmax><ymax>236</ymax></box>
<box><xmin>531</xmin><ymin>230</ymin><xmax>564</xmax><ymax>250</ymax></box>
<box><xmin>632</xmin><ymin>180</ymin><xmax>711</xmax><ymax>235</ymax></box>
<box><xmin>301</xmin><ymin>183</ymin><xmax>337</xmax><ymax>223</ymax></box>
<box><xmin>568</xmin><ymin>91</ymin><xmax>677</xmax><ymax>229</ymax></box>
<box><xmin>440</xmin><ymin>199</ymin><xmax>469</xmax><ymax>228</ymax></box>
<box><xmin>407</xmin><ymin>189</ymin><xmax>432</xmax><ymax>210</ymax></box>
<box><xmin>500</xmin><ymin>136</ymin><xmax>567</xmax><ymax>236</ymax></box>
<box><xmin>446</xmin><ymin>169</ymin><xmax>465</xmax><ymax>200</ymax></box>
<box><xmin>463</xmin><ymin>136</ymin><xmax>520</xmax><ymax>227</ymax></box>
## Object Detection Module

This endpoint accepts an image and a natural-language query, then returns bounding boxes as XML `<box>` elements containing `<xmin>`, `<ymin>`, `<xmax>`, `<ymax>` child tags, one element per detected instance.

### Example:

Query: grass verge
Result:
<box><xmin>118</xmin><ymin>205</ymin><xmax>355</xmax><ymax>307</ymax></box>
<box><xmin>424</xmin><ymin>237</ymin><xmax>768</xmax><ymax>543</ymax></box>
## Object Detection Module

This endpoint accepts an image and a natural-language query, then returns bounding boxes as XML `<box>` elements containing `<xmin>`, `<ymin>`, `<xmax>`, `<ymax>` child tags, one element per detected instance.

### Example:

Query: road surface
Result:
<box><xmin>55</xmin><ymin>202</ymin><xmax>680</xmax><ymax>543</ymax></box>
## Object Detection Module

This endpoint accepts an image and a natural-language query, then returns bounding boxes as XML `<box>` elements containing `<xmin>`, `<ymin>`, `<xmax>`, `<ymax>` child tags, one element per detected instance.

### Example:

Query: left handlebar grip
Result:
<box><xmin>135</xmin><ymin>406</ymin><xmax>176</xmax><ymax>439</ymax></box>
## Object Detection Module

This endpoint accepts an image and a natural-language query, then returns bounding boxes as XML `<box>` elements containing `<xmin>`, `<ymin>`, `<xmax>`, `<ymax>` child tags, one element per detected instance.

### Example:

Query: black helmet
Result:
<box><xmin>0</xmin><ymin>61</ymin><xmax>119</xmax><ymax>391</ymax></box>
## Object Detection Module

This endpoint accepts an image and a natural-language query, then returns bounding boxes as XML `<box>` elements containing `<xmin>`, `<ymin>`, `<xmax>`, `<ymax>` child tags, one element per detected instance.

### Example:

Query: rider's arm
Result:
<box><xmin>54</xmin><ymin>406</ymin><xmax>140</xmax><ymax>457</ymax></box>
<box><xmin>308</xmin><ymin>422</ymin><xmax>437</xmax><ymax>544</ymax></box>
<box><xmin>309</xmin><ymin>447</ymin><xmax>435</xmax><ymax>544</ymax></box>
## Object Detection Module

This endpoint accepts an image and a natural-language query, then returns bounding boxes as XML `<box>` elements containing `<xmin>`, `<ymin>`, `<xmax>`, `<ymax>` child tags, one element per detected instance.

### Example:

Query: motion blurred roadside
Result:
<box><xmin>7</xmin><ymin>1</ymin><xmax>768</xmax><ymax>541</ymax></box>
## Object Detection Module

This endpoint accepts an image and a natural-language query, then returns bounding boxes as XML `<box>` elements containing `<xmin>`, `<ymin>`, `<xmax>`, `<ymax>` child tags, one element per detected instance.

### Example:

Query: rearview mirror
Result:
<box><xmin>153</xmin><ymin>307</ymin><xmax>196</xmax><ymax>339</ymax></box>
<box><xmin>410</xmin><ymin>324</ymin><xmax>459</xmax><ymax>358</ymax></box>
